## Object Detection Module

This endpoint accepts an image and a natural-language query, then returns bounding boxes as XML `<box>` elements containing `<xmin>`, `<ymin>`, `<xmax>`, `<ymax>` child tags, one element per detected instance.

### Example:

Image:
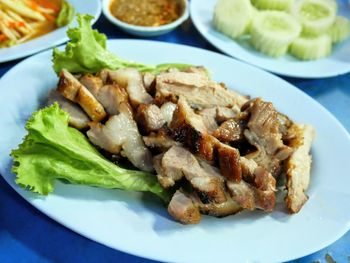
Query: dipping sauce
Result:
<box><xmin>109</xmin><ymin>0</ymin><xmax>183</xmax><ymax>27</ymax></box>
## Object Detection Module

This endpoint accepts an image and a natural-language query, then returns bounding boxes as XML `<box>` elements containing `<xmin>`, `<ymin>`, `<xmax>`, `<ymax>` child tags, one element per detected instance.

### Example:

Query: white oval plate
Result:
<box><xmin>0</xmin><ymin>40</ymin><xmax>350</xmax><ymax>263</ymax></box>
<box><xmin>0</xmin><ymin>0</ymin><xmax>101</xmax><ymax>63</ymax></box>
<box><xmin>190</xmin><ymin>0</ymin><xmax>350</xmax><ymax>78</ymax></box>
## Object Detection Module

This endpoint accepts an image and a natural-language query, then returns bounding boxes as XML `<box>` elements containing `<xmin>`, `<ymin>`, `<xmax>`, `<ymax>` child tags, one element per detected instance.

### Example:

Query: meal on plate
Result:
<box><xmin>109</xmin><ymin>0</ymin><xmax>184</xmax><ymax>27</ymax></box>
<box><xmin>11</xmin><ymin>15</ymin><xmax>316</xmax><ymax>224</ymax></box>
<box><xmin>213</xmin><ymin>0</ymin><xmax>350</xmax><ymax>60</ymax></box>
<box><xmin>0</xmin><ymin>0</ymin><xmax>74</xmax><ymax>48</ymax></box>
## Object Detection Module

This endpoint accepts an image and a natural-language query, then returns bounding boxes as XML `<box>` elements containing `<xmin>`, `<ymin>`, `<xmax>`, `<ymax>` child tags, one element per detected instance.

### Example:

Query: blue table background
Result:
<box><xmin>0</xmin><ymin>14</ymin><xmax>349</xmax><ymax>263</ymax></box>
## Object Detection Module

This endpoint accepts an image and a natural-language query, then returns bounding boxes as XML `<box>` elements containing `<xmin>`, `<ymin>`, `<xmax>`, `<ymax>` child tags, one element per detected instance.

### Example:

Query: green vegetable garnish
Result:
<box><xmin>53</xmin><ymin>14</ymin><xmax>192</xmax><ymax>74</ymax></box>
<box><xmin>11</xmin><ymin>103</ymin><xmax>170</xmax><ymax>202</ymax></box>
<box><xmin>56</xmin><ymin>0</ymin><xmax>75</xmax><ymax>27</ymax></box>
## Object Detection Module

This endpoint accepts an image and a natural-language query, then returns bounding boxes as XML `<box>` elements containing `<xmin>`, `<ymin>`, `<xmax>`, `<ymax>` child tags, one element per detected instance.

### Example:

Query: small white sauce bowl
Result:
<box><xmin>102</xmin><ymin>0</ymin><xmax>189</xmax><ymax>37</ymax></box>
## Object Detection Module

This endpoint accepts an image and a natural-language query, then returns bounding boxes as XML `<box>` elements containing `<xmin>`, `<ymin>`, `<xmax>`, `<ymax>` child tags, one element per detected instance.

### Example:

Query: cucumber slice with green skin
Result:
<box><xmin>289</xmin><ymin>34</ymin><xmax>332</xmax><ymax>60</ymax></box>
<box><xmin>250</xmin><ymin>11</ymin><xmax>301</xmax><ymax>57</ymax></box>
<box><xmin>292</xmin><ymin>0</ymin><xmax>336</xmax><ymax>36</ymax></box>
<box><xmin>251</xmin><ymin>0</ymin><xmax>294</xmax><ymax>11</ymax></box>
<box><xmin>213</xmin><ymin>0</ymin><xmax>253</xmax><ymax>38</ymax></box>
<box><xmin>328</xmin><ymin>16</ymin><xmax>350</xmax><ymax>43</ymax></box>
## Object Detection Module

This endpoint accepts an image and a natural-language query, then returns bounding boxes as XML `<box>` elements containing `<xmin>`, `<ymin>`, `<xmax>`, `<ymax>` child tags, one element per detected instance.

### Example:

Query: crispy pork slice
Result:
<box><xmin>142</xmin><ymin>72</ymin><xmax>156</xmax><ymax>94</ymax></box>
<box><xmin>170</xmin><ymin>97</ymin><xmax>245</xmax><ymax>182</ymax></box>
<box><xmin>227</xmin><ymin>180</ymin><xmax>275</xmax><ymax>211</ymax></box>
<box><xmin>57</xmin><ymin>69</ymin><xmax>106</xmax><ymax>122</ymax></box>
<box><xmin>170</xmin><ymin>96</ymin><xmax>217</xmax><ymax>161</ymax></box>
<box><xmin>136</xmin><ymin>104</ymin><xmax>165</xmax><ymax>134</ymax></box>
<box><xmin>198</xmin><ymin>107</ymin><xmax>219</xmax><ymax>134</ymax></box>
<box><xmin>155</xmin><ymin>146</ymin><xmax>227</xmax><ymax>204</ymax></box>
<box><xmin>285</xmin><ymin>124</ymin><xmax>315</xmax><ymax>213</ymax></box>
<box><xmin>79</xmin><ymin>74</ymin><xmax>103</xmax><ymax>95</ymax></box>
<box><xmin>155</xmin><ymin>71</ymin><xmax>248</xmax><ymax>108</ymax></box>
<box><xmin>216</xmin><ymin>106</ymin><xmax>238</xmax><ymax>123</ymax></box>
<box><xmin>213</xmin><ymin>119</ymin><xmax>245</xmax><ymax>143</ymax></box>
<box><xmin>243</xmin><ymin>98</ymin><xmax>293</xmax><ymax>176</ymax></box>
<box><xmin>80</xmin><ymin>74</ymin><xmax>133</xmax><ymax>117</ymax></box>
<box><xmin>224</xmin><ymin>156</ymin><xmax>276</xmax><ymax>211</ymax></box>
<box><xmin>160</xmin><ymin>102</ymin><xmax>177</xmax><ymax>124</ymax></box>
<box><xmin>47</xmin><ymin>90</ymin><xmax>90</xmax><ymax>129</ymax></box>
<box><xmin>143</xmin><ymin>129</ymin><xmax>180</xmax><ymax>151</ymax></box>
<box><xmin>106</xmin><ymin>68</ymin><xmax>153</xmax><ymax>107</ymax></box>
<box><xmin>168</xmin><ymin>190</ymin><xmax>201</xmax><ymax>224</ymax></box>
<box><xmin>192</xmin><ymin>193</ymin><xmax>242</xmax><ymax>217</ymax></box>
<box><xmin>217</xmin><ymin>143</ymin><xmax>242</xmax><ymax>182</ymax></box>
<box><xmin>87</xmin><ymin>112</ymin><xmax>153</xmax><ymax>172</ymax></box>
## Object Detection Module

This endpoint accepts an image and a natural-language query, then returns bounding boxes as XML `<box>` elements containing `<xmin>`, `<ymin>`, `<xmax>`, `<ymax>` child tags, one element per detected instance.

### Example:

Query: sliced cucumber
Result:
<box><xmin>289</xmin><ymin>34</ymin><xmax>332</xmax><ymax>60</ymax></box>
<box><xmin>213</xmin><ymin>0</ymin><xmax>254</xmax><ymax>38</ymax></box>
<box><xmin>251</xmin><ymin>0</ymin><xmax>294</xmax><ymax>11</ymax></box>
<box><xmin>328</xmin><ymin>16</ymin><xmax>350</xmax><ymax>43</ymax></box>
<box><xmin>292</xmin><ymin>0</ymin><xmax>336</xmax><ymax>36</ymax></box>
<box><xmin>250</xmin><ymin>11</ymin><xmax>301</xmax><ymax>57</ymax></box>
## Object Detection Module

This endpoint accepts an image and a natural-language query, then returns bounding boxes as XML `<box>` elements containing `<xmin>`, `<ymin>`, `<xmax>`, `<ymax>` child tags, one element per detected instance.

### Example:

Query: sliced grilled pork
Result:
<box><xmin>217</xmin><ymin>143</ymin><xmax>242</xmax><ymax>182</ymax></box>
<box><xmin>80</xmin><ymin>74</ymin><xmax>133</xmax><ymax>117</ymax></box>
<box><xmin>47</xmin><ymin>90</ymin><xmax>90</xmax><ymax>130</ymax></box>
<box><xmin>155</xmin><ymin>146</ymin><xmax>227</xmax><ymax>204</ymax></box>
<box><xmin>142</xmin><ymin>72</ymin><xmax>156</xmax><ymax>94</ymax></box>
<box><xmin>192</xmin><ymin>193</ymin><xmax>241</xmax><ymax>217</ymax></box>
<box><xmin>168</xmin><ymin>190</ymin><xmax>201</xmax><ymax>224</ymax></box>
<box><xmin>136</xmin><ymin>104</ymin><xmax>165</xmax><ymax>134</ymax></box>
<box><xmin>155</xmin><ymin>71</ymin><xmax>248</xmax><ymax>108</ymax></box>
<box><xmin>106</xmin><ymin>68</ymin><xmax>153</xmax><ymax>107</ymax></box>
<box><xmin>227</xmin><ymin>180</ymin><xmax>275</xmax><ymax>211</ymax></box>
<box><xmin>170</xmin><ymin>96</ymin><xmax>217</xmax><ymax>161</ymax></box>
<box><xmin>79</xmin><ymin>74</ymin><xmax>103</xmax><ymax>95</ymax></box>
<box><xmin>87</xmin><ymin>112</ymin><xmax>153</xmax><ymax>172</ymax></box>
<box><xmin>57</xmin><ymin>69</ymin><xmax>106</xmax><ymax>122</ymax></box>
<box><xmin>243</xmin><ymin>98</ymin><xmax>293</xmax><ymax>177</ymax></box>
<box><xmin>198</xmin><ymin>107</ymin><xmax>219</xmax><ymax>134</ymax></box>
<box><xmin>143</xmin><ymin>129</ymin><xmax>180</xmax><ymax>151</ymax></box>
<box><xmin>285</xmin><ymin>124</ymin><xmax>315</xmax><ymax>213</ymax></box>
<box><xmin>160</xmin><ymin>102</ymin><xmax>177</xmax><ymax>125</ymax></box>
<box><xmin>213</xmin><ymin>119</ymin><xmax>245</xmax><ymax>143</ymax></box>
<box><xmin>216</xmin><ymin>106</ymin><xmax>238</xmax><ymax>123</ymax></box>
<box><xmin>170</xmin><ymin>97</ymin><xmax>246</xmax><ymax>182</ymax></box>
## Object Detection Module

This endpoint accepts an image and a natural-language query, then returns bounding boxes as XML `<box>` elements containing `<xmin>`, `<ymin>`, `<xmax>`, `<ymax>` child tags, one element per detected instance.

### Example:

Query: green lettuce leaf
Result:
<box><xmin>52</xmin><ymin>14</ymin><xmax>192</xmax><ymax>74</ymax></box>
<box><xmin>11</xmin><ymin>103</ymin><xmax>170</xmax><ymax>202</ymax></box>
<box><xmin>56</xmin><ymin>1</ymin><xmax>75</xmax><ymax>27</ymax></box>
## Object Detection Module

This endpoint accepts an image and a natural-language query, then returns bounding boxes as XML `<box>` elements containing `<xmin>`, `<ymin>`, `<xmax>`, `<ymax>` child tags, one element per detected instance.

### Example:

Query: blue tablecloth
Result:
<box><xmin>0</xmin><ymin>14</ymin><xmax>349</xmax><ymax>263</ymax></box>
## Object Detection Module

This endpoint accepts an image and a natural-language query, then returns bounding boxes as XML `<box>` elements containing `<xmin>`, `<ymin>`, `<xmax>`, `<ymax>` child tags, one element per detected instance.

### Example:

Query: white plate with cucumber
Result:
<box><xmin>191</xmin><ymin>0</ymin><xmax>350</xmax><ymax>78</ymax></box>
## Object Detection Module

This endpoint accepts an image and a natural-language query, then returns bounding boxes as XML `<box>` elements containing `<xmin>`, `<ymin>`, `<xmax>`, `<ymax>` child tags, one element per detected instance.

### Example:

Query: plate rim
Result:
<box><xmin>1</xmin><ymin>39</ymin><xmax>350</xmax><ymax>262</ymax></box>
<box><xmin>190</xmin><ymin>0</ymin><xmax>350</xmax><ymax>79</ymax></box>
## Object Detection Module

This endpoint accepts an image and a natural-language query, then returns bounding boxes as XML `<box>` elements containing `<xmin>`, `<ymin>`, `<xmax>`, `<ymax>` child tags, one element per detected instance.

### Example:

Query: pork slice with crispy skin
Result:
<box><xmin>168</xmin><ymin>190</ymin><xmax>201</xmax><ymax>224</ymax></box>
<box><xmin>143</xmin><ymin>129</ymin><xmax>181</xmax><ymax>151</ymax></box>
<box><xmin>80</xmin><ymin>74</ymin><xmax>133</xmax><ymax>117</ymax></box>
<box><xmin>87</xmin><ymin>112</ymin><xmax>153</xmax><ymax>172</ymax></box>
<box><xmin>106</xmin><ymin>68</ymin><xmax>153</xmax><ymax>107</ymax></box>
<box><xmin>136</xmin><ymin>104</ymin><xmax>165</xmax><ymax>134</ymax></box>
<box><xmin>243</xmin><ymin>98</ymin><xmax>293</xmax><ymax>177</ymax></box>
<box><xmin>160</xmin><ymin>101</ymin><xmax>177</xmax><ymax>125</ymax></box>
<box><xmin>47</xmin><ymin>90</ymin><xmax>90</xmax><ymax>130</ymax></box>
<box><xmin>155</xmin><ymin>71</ymin><xmax>248</xmax><ymax>109</ymax></box>
<box><xmin>285</xmin><ymin>124</ymin><xmax>315</xmax><ymax>213</ymax></box>
<box><xmin>57</xmin><ymin>69</ymin><xmax>106</xmax><ymax>122</ymax></box>
<box><xmin>155</xmin><ymin>146</ymin><xmax>227</xmax><ymax>204</ymax></box>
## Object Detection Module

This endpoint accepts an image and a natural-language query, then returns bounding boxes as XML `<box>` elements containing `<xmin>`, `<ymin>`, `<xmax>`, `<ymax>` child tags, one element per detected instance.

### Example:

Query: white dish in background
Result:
<box><xmin>0</xmin><ymin>0</ymin><xmax>102</xmax><ymax>63</ymax></box>
<box><xmin>0</xmin><ymin>40</ymin><xmax>350</xmax><ymax>263</ymax></box>
<box><xmin>102</xmin><ymin>0</ymin><xmax>189</xmax><ymax>37</ymax></box>
<box><xmin>190</xmin><ymin>0</ymin><xmax>350</xmax><ymax>78</ymax></box>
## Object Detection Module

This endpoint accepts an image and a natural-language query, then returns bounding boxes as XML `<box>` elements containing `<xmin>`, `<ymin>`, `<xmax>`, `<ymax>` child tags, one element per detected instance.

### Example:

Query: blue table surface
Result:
<box><xmin>0</xmin><ymin>13</ymin><xmax>349</xmax><ymax>263</ymax></box>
